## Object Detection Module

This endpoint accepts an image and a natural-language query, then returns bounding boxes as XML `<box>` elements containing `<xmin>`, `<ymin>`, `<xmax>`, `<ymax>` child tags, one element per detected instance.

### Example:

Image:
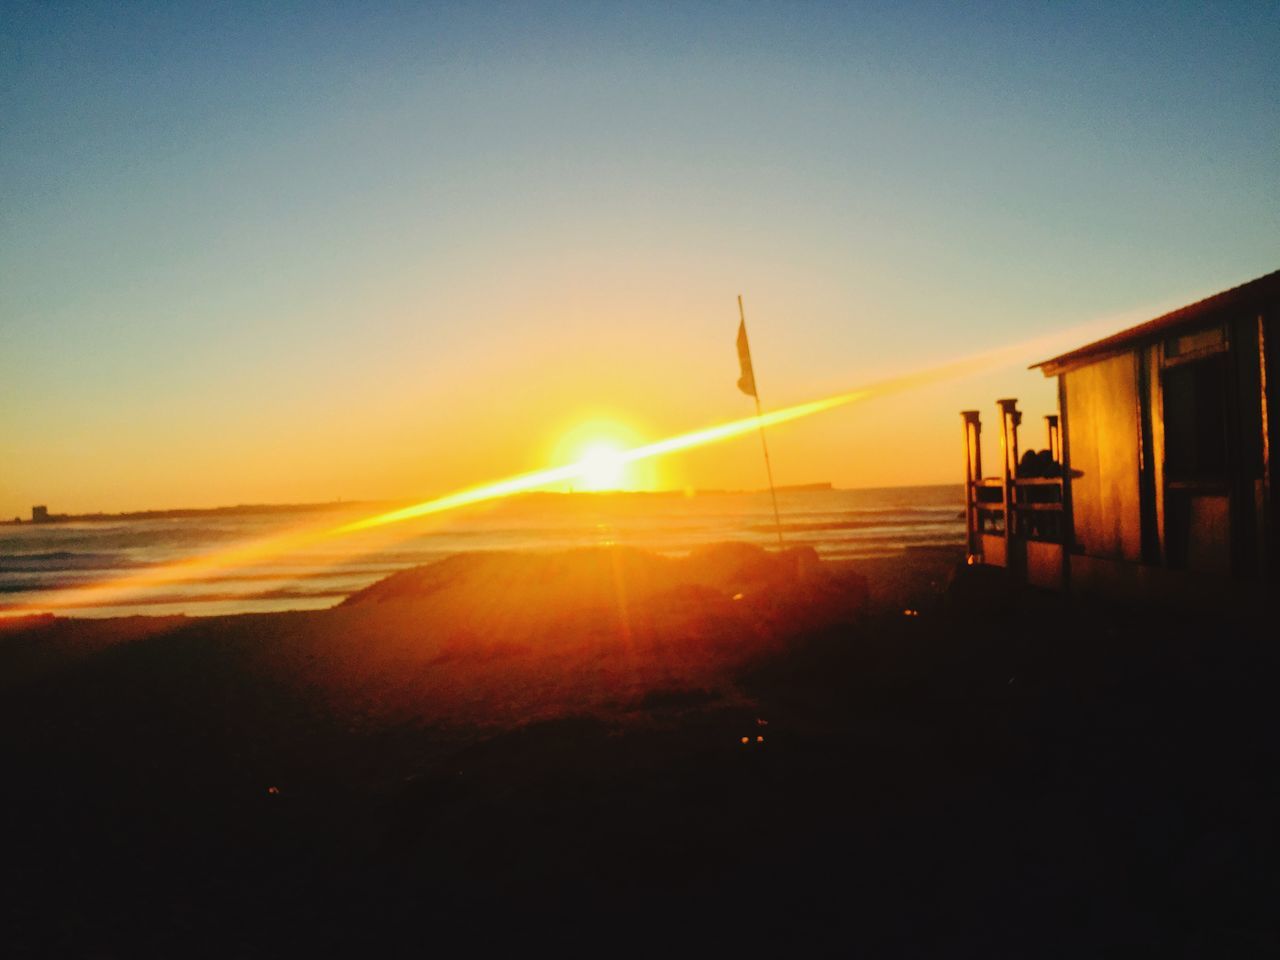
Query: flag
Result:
<box><xmin>736</xmin><ymin>319</ymin><xmax>757</xmax><ymax>398</ymax></box>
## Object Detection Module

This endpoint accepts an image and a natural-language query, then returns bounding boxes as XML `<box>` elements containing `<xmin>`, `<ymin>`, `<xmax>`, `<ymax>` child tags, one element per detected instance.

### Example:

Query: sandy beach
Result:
<box><xmin>2</xmin><ymin>543</ymin><xmax>1275</xmax><ymax>955</ymax></box>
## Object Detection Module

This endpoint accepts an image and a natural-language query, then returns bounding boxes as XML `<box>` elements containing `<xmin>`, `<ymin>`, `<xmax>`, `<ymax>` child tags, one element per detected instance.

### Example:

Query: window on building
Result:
<box><xmin>1162</xmin><ymin>356</ymin><xmax>1228</xmax><ymax>481</ymax></box>
<box><xmin>1165</xmin><ymin>325</ymin><xmax>1225</xmax><ymax>359</ymax></box>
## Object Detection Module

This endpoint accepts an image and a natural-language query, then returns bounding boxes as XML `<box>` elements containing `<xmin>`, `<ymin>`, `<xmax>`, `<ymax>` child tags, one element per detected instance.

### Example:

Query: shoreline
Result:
<box><xmin>0</xmin><ymin>542</ymin><xmax>962</xmax><ymax>624</ymax></box>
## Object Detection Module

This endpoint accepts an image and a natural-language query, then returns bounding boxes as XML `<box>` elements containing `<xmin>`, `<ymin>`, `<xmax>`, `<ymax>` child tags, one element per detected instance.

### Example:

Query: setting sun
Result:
<box><xmin>577</xmin><ymin>443</ymin><xmax>627</xmax><ymax>491</ymax></box>
<box><xmin>550</xmin><ymin>416</ymin><xmax>657</xmax><ymax>492</ymax></box>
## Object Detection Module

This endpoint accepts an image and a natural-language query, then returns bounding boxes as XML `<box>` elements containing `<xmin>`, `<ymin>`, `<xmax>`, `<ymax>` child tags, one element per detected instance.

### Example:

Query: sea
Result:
<box><xmin>0</xmin><ymin>485</ymin><xmax>964</xmax><ymax>619</ymax></box>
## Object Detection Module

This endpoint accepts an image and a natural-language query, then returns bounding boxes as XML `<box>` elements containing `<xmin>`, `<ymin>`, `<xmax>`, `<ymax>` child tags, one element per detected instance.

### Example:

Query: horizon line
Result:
<box><xmin>2</xmin><ymin>479</ymin><xmax>971</xmax><ymax>524</ymax></box>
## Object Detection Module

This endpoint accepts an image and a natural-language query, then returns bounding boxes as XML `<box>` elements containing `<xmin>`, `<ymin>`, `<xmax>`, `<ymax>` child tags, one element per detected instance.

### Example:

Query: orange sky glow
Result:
<box><xmin>3</xmin><ymin>311</ymin><xmax>1141</xmax><ymax>616</ymax></box>
<box><xmin>4</xmin><ymin>6</ymin><xmax>1276</xmax><ymax>520</ymax></box>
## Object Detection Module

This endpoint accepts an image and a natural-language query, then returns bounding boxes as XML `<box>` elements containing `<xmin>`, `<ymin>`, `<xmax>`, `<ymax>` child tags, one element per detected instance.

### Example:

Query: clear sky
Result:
<box><xmin>2</xmin><ymin>1</ymin><xmax>1278</xmax><ymax>516</ymax></box>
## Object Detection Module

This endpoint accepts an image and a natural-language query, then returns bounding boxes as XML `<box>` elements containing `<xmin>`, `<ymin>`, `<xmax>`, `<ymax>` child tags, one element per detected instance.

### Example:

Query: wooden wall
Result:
<box><xmin>1063</xmin><ymin>354</ymin><xmax>1143</xmax><ymax>562</ymax></box>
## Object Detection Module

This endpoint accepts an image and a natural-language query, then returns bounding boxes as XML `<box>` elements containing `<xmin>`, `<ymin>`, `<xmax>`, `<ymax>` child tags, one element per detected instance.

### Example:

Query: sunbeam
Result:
<box><xmin>3</xmin><ymin>311</ymin><xmax>1131</xmax><ymax>617</ymax></box>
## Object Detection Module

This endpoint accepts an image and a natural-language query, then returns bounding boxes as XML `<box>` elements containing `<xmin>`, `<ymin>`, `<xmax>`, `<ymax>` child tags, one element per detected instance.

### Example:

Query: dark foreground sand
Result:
<box><xmin>2</xmin><ymin>543</ymin><xmax>1276</xmax><ymax>956</ymax></box>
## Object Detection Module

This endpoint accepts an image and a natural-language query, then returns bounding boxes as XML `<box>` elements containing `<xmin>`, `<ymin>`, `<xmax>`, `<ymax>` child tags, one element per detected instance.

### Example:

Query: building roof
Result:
<box><xmin>1034</xmin><ymin>267</ymin><xmax>1280</xmax><ymax>376</ymax></box>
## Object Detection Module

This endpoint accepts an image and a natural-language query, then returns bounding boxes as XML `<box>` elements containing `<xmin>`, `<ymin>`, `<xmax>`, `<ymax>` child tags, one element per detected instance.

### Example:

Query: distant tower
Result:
<box><xmin>32</xmin><ymin>505</ymin><xmax>49</xmax><ymax>523</ymax></box>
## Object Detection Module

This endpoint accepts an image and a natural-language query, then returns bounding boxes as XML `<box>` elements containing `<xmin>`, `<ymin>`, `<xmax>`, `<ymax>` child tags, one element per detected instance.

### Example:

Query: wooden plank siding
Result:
<box><xmin>1061</xmin><ymin>354</ymin><xmax>1143</xmax><ymax>562</ymax></box>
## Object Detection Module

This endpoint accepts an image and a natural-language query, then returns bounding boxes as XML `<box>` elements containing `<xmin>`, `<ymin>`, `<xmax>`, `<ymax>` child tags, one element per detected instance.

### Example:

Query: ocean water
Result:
<box><xmin>0</xmin><ymin>485</ymin><xmax>964</xmax><ymax>618</ymax></box>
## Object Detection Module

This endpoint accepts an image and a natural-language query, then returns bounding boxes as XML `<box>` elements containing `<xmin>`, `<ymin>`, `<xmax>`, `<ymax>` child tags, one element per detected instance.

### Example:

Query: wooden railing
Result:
<box><xmin>962</xmin><ymin>402</ymin><xmax>1067</xmax><ymax>584</ymax></box>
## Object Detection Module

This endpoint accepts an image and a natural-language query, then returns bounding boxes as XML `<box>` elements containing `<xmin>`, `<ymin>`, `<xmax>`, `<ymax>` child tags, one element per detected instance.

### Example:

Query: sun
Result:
<box><xmin>550</xmin><ymin>416</ymin><xmax>656</xmax><ymax>492</ymax></box>
<box><xmin>576</xmin><ymin>442</ymin><xmax>627</xmax><ymax>491</ymax></box>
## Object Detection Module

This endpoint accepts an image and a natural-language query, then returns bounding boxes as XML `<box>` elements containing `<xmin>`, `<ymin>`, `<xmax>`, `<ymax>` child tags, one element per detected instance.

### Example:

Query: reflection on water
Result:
<box><xmin>0</xmin><ymin>485</ymin><xmax>963</xmax><ymax>617</ymax></box>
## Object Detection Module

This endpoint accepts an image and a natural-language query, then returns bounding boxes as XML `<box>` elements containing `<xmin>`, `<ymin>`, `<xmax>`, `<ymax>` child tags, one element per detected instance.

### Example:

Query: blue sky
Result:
<box><xmin>2</xmin><ymin>1</ymin><xmax>1278</xmax><ymax>513</ymax></box>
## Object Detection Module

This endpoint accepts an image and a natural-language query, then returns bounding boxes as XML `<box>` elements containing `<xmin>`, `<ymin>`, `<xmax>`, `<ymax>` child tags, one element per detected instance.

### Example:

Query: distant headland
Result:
<box><xmin>4</xmin><ymin>482</ymin><xmax>840</xmax><ymax>526</ymax></box>
<box><xmin>3</xmin><ymin>500</ymin><xmax>377</xmax><ymax>526</ymax></box>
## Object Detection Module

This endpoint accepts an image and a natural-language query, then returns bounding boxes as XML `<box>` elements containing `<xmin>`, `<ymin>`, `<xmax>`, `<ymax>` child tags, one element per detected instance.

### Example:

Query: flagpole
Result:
<box><xmin>739</xmin><ymin>295</ymin><xmax>785</xmax><ymax>549</ymax></box>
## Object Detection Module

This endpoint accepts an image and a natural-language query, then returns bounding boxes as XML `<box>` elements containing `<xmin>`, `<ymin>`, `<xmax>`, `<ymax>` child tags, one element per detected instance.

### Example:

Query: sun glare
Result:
<box><xmin>577</xmin><ymin>443</ymin><xmax>627</xmax><ymax>491</ymax></box>
<box><xmin>552</xmin><ymin>416</ymin><xmax>653</xmax><ymax>492</ymax></box>
<box><xmin>4</xmin><ymin>315</ymin><xmax>1128</xmax><ymax>616</ymax></box>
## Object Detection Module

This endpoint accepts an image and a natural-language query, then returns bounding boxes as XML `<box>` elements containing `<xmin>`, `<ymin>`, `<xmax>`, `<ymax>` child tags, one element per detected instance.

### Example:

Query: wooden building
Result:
<box><xmin>963</xmin><ymin>268</ymin><xmax>1279</xmax><ymax>601</ymax></box>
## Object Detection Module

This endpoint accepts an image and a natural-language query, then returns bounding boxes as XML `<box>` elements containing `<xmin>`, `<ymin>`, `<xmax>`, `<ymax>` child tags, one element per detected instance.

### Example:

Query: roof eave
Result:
<box><xmin>1029</xmin><ymin>267</ymin><xmax>1280</xmax><ymax>377</ymax></box>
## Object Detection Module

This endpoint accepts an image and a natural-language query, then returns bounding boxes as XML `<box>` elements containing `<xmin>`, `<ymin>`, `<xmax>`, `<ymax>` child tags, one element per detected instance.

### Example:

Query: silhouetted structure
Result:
<box><xmin>31</xmin><ymin>505</ymin><xmax>50</xmax><ymax>524</ymax></box>
<box><xmin>964</xmin><ymin>268</ymin><xmax>1279</xmax><ymax>601</ymax></box>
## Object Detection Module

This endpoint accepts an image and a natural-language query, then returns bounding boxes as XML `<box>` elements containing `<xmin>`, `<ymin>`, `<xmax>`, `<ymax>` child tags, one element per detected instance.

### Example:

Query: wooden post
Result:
<box><xmin>997</xmin><ymin>398</ymin><xmax>1021</xmax><ymax>558</ymax></box>
<box><xmin>962</xmin><ymin>410</ymin><xmax>982</xmax><ymax>559</ymax></box>
<box><xmin>1045</xmin><ymin>414</ymin><xmax>1060</xmax><ymax>464</ymax></box>
<box><xmin>1258</xmin><ymin>315</ymin><xmax>1271</xmax><ymax>576</ymax></box>
<box><xmin>1058</xmin><ymin>377</ymin><xmax>1075</xmax><ymax>562</ymax></box>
